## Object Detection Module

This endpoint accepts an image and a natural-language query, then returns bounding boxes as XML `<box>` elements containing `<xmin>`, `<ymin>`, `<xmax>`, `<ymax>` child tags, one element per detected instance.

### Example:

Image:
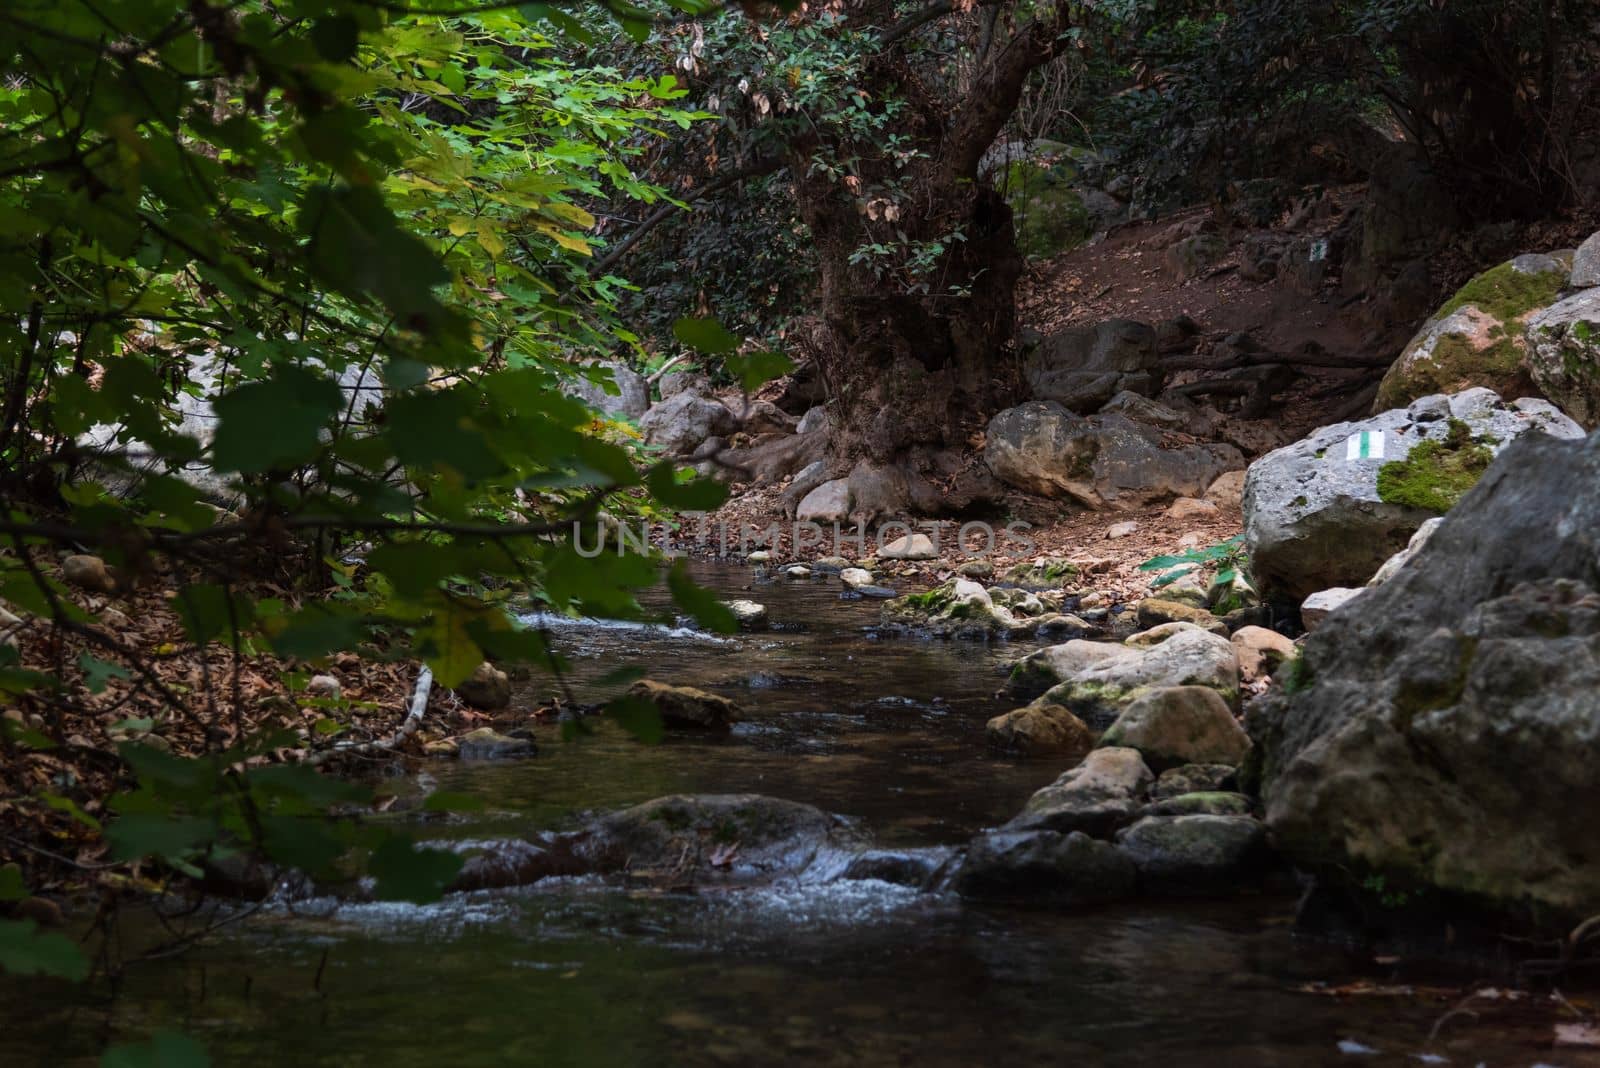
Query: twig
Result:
<box><xmin>306</xmin><ymin>665</ymin><xmax>433</xmax><ymax>765</ymax></box>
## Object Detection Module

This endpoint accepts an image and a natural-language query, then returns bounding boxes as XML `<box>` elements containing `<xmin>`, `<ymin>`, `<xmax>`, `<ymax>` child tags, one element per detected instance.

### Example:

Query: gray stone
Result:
<box><xmin>1367</xmin><ymin>516</ymin><xmax>1443</xmax><ymax>587</ymax></box>
<box><xmin>723</xmin><ymin>599</ymin><xmax>768</xmax><ymax>630</ymax></box>
<box><xmin>839</xmin><ymin>567</ymin><xmax>874</xmax><ymax>590</ymax></box>
<box><xmin>564</xmin><ymin>361</ymin><xmax>649</xmax><ymax>419</ymax></box>
<box><xmin>305</xmin><ymin>674</ymin><xmax>342</xmax><ymax>699</ymax></box>
<box><xmin>1142</xmin><ymin>791</ymin><xmax>1254</xmax><ymax>818</ymax></box>
<box><xmin>638</xmin><ymin>391</ymin><xmax>739</xmax><ymax>456</ymax></box>
<box><xmin>1022</xmin><ymin>320</ymin><xmax>1163</xmax><ymax>412</ymax></box>
<box><xmin>1114</xmin><ymin>815</ymin><xmax>1268</xmax><ymax>894</ymax></box>
<box><xmin>1525</xmin><ymin>288</ymin><xmax>1600</xmax><ymax>428</ymax></box>
<box><xmin>879</xmin><ymin>533</ymin><xmax>936</xmax><ymax>561</ymax></box>
<box><xmin>1005</xmin><ymin>746</ymin><xmax>1155</xmax><ymax>837</ymax></box>
<box><xmin>1099</xmin><ymin>686</ymin><xmax>1251</xmax><ymax>770</ymax></box>
<box><xmin>796</xmin><ymin>478</ymin><xmax>850</xmax><ymax>523</ymax></box>
<box><xmin>1242</xmin><ymin>388</ymin><xmax>1582</xmax><ymax>602</ymax></box>
<box><xmin>1099</xmin><ymin>390</ymin><xmax>1189</xmax><ymax>430</ymax></box>
<box><xmin>1249</xmin><ymin>429</ymin><xmax>1600</xmax><ymax>928</ymax></box>
<box><xmin>1299</xmin><ymin>587</ymin><xmax>1363</xmax><ymax>631</ymax></box>
<box><xmin>1008</xmin><ymin>627</ymin><xmax>1239</xmax><ymax>727</ymax></box>
<box><xmin>985</xmin><ymin>401</ymin><xmax>1242</xmax><ymax>509</ymax></box>
<box><xmin>579</xmin><ymin>794</ymin><xmax>861</xmax><ymax>883</ymax></box>
<box><xmin>1572</xmin><ymin>230</ymin><xmax>1600</xmax><ymax>288</ymax></box>
<box><xmin>1151</xmin><ymin>763</ymin><xmax>1238</xmax><ymax>799</ymax></box>
<box><xmin>796</xmin><ymin>405</ymin><xmax>830</xmax><ymax>435</ymax></box>
<box><xmin>841</xmin><ymin>848</ymin><xmax>954</xmax><ymax>889</ymax></box>
<box><xmin>955</xmin><ymin>829</ymin><xmax>1138</xmax><ymax>904</ymax></box>
<box><xmin>658</xmin><ymin>370</ymin><xmax>710</xmax><ymax>399</ymax></box>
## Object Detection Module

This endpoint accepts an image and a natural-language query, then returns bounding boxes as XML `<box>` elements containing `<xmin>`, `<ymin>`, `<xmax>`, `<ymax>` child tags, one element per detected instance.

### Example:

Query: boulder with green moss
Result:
<box><xmin>1242</xmin><ymin>388</ymin><xmax>1581</xmax><ymax>602</ymax></box>
<box><xmin>1375</xmin><ymin>254</ymin><xmax>1567</xmax><ymax>410</ymax></box>
<box><xmin>1525</xmin><ymin>287</ymin><xmax>1600</xmax><ymax>429</ymax></box>
<box><xmin>881</xmin><ymin>579</ymin><xmax>1081</xmax><ymax>639</ymax></box>
<box><xmin>1247</xmin><ymin>429</ymin><xmax>1600</xmax><ymax>934</ymax></box>
<box><xmin>1005</xmin><ymin>626</ymin><xmax>1239</xmax><ymax>727</ymax></box>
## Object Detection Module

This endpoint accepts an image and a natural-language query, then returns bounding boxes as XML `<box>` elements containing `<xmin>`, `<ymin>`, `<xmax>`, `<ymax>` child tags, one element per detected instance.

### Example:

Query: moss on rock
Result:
<box><xmin>1376</xmin><ymin>418</ymin><xmax>1493</xmax><ymax>513</ymax></box>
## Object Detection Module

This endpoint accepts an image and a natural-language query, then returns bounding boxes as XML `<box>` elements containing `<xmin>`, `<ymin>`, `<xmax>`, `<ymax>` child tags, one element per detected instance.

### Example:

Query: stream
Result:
<box><xmin>1</xmin><ymin>565</ymin><xmax>1571</xmax><ymax>1066</ymax></box>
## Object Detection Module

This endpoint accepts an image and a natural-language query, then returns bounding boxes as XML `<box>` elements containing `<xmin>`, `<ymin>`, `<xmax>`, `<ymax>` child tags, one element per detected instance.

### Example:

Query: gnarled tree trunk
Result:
<box><xmin>785</xmin><ymin>4</ymin><xmax>1074</xmax><ymax>516</ymax></box>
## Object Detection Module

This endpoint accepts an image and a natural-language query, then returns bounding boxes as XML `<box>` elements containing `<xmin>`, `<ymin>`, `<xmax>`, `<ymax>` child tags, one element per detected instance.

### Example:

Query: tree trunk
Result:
<box><xmin>783</xmin><ymin>6</ymin><xmax>1070</xmax><ymax>516</ymax></box>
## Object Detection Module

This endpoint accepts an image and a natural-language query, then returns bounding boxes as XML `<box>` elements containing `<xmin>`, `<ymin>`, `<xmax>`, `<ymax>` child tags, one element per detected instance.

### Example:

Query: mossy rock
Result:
<box><xmin>1375</xmin><ymin>418</ymin><xmax>1494</xmax><ymax>513</ymax></box>
<box><xmin>1376</xmin><ymin>256</ymin><xmax>1565</xmax><ymax>410</ymax></box>
<box><xmin>1004</xmin><ymin>158</ymin><xmax>1091</xmax><ymax>260</ymax></box>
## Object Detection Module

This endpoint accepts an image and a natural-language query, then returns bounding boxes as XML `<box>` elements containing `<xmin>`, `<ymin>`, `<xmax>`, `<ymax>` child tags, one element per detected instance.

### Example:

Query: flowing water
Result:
<box><xmin>2</xmin><ymin>565</ymin><xmax>1583</xmax><ymax>1066</ymax></box>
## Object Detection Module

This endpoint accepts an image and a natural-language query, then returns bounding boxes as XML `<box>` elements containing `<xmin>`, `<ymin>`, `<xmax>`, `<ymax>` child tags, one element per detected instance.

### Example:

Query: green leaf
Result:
<box><xmin>645</xmin><ymin>462</ymin><xmax>727</xmax><ymax>511</ymax></box>
<box><xmin>724</xmin><ymin>350</ymin><xmax>794</xmax><ymax>391</ymax></box>
<box><xmin>421</xmin><ymin>791</ymin><xmax>486</xmax><ymax>813</ymax></box>
<box><xmin>1150</xmin><ymin>565</ymin><xmax>1197</xmax><ymax>589</ymax></box>
<box><xmin>211</xmin><ymin>365</ymin><xmax>342</xmax><ymax>474</ymax></box>
<box><xmin>666</xmin><ymin>560</ymin><xmax>736</xmax><ymax>634</ymax></box>
<box><xmin>40</xmin><ymin>792</ymin><xmax>102</xmax><ymax>831</ymax></box>
<box><xmin>0</xmin><ymin>864</ymin><xmax>25</xmax><ymax>902</ymax></box>
<box><xmin>101</xmin><ymin>1031</ymin><xmax>210</xmax><ymax>1068</ymax></box>
<box><xmin>0</xmin><ymin>918</ymin><xmax>89</xmax><ymax>981</ymax></box>
<box><xmin>369</xmin><ymin>837</ymin><xmax>463</xmax><ymax>904</ymax></box>
<box><xmin>1138</xmin><ymin>554</ymin><xmax>1192</xmax><ymax>572</ymax></box>
<box><xmin>78</xmin><ymin>653</ymin><xmax>130</xmax><ymax>695</ymax></box>
<box><xmin>605</xmin><ymin>693</ymin><xmax>663</xmax><ymax>744</ymax></box>
<box><xmin>672</xmin><ymin>317</ymin><xmax>740</xmax><ymax>355</ymax></box>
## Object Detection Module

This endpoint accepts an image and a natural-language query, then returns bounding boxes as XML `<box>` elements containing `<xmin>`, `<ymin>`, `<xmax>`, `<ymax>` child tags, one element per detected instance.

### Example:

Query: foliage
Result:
<box><xmin>0</xmin><ymin>1</ymin><xmax>792</xmax><ymax>1056</ymax></box>
<box><xmin>1091</xmin><ymin>0</ymin><xmax>1598</xmax><ymax>217</ymax></box>
<box><xmin>1139</xmin><ymin>535</ymin><xmax>1247</xmax><ymax>590</ymax></box>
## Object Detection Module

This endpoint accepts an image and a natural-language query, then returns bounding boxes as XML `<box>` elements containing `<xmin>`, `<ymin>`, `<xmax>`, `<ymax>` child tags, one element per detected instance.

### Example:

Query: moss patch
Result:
<box><xmin>1436</xmin><ymin>259</ymin><xmax>1565</xmax><ymax>323</ymax></box>
<box><xmin>1376</xmin><ymin>419</ymin><xmax>1493</xmax><ymax>513</ymax></box>
<box><xmin>1005</xmin><ymin>159</ymin><xmax>1091</xmax><ymax>260</ymax></box>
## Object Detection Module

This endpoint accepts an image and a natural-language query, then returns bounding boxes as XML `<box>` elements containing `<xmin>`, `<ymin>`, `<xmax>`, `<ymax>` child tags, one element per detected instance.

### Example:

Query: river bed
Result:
<box><xmin>2</xmin><ymin>564</ymin><xmax>1585</xmax><ymax>1066</ymax></box>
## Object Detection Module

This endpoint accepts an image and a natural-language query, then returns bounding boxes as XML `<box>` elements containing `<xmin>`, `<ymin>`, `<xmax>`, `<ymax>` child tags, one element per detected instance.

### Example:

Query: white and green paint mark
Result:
<box><xmin>1344</xmin><ymin>430</ymin><xmax>1385</xmax><ymax>460</ymax></box>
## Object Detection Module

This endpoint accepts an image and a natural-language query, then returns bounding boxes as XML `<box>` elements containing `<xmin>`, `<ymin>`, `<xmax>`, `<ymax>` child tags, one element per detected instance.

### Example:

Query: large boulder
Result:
<box><xmin>985</xmin><ymin>401</ymin><xmax>1242</xmax><ymax>509</ymax></box>
<box><xmin>1022</xmin><ymin>320</ymin><xmax>1162</xmax><ymax>412</ymax></box>
<box><xmin>1114</xmin><ymin>815</ymin><xmax>1268</xmax><ymax>895</ymax></box>
<box><xmin>1242</xmin><ymin>388</ymin><xmax>1581</xmax><ymax>602</ymax></box>
<box><xmin>1374</xmin><ymin>255</ymin><xmax>1566</xmax><ymax>410</ymax></box>
<box><xmin>1248</xmin><ymin>429</ymin><xmax>1600</xmax><ymax>931</ymax></box>
<box><xmin>564</xmin><ymin>361</ymin><xmax>650</xmax><ymax>419</ymax></box>
<box><xmin>1525</xmin><ymin>287</ymin><xmax>1600</xmax><ymax>429</ymax></box>
<box><xmin>1098</xmin><ymin>686</ymin><xmax>1251</xmax><ymax>771</ymax></box>
<box><xmin>638</xmin><ymin>391</ymin><xmax>738</xmax><ymax>456</ymax></box>
<box><xmin>1005</xmin><ymin>627</ymin><xmax>1239</xmax><ymax>727</ymax></box>
<box><xmin>577</xmin><ymin>794</ymin><xmax>862</xmax><ymax>884</ymax></box>
<box><xmin>955</xmin><ymin>829</ymin><xmax>1138</xmax><ymax>904</ymax></box>
<box><xmin>1004</xmin><ymin>747</ymin><xmax>1154</xmax><ymax>837</ymax></box>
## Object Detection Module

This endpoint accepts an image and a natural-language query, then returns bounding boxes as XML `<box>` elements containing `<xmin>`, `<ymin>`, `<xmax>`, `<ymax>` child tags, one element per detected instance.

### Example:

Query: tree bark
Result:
<box><xmin>785</xmin><ymin>2</ymin><xmax>1074</xmax><ymax>515</ymax></box>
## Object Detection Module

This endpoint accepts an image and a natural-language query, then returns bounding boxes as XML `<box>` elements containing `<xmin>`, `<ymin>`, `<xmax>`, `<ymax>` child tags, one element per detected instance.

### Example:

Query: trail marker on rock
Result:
<box><xmin>1343</xmin><ymin>430</ymin><xmax>1384</xmax><ymax>460</ymax></box>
